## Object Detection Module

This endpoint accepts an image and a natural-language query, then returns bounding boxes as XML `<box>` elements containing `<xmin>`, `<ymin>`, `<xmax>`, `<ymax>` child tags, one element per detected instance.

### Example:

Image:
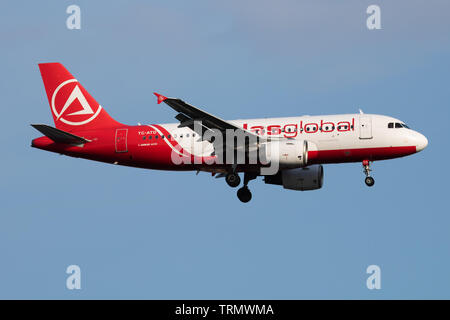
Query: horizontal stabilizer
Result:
<box><xmin>31</xmin><ymin>124</ymin><xmax>90</xmax><ymax>145</ymax></box>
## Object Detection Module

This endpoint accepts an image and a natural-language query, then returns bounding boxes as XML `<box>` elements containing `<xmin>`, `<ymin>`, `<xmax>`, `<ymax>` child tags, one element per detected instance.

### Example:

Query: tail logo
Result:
<box><xmin>51</xmin><ymin>79</ymin><xmax>102</xmax><ymax>126</ymax></box>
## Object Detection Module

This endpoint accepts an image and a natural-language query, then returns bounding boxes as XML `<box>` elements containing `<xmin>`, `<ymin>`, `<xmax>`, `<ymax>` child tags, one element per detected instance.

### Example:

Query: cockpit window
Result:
<box><xmin>388</xmin><ymin>122</ymin><xmax>410</xmax><ymax>129</ymax></box>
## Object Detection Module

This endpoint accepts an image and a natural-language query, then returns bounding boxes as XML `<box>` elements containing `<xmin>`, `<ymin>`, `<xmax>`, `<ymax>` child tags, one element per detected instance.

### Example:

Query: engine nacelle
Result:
<box><xmin>264</xmin><ymin>140</ymin><xmax>315</xmax><ymax>168</ymax></box>
<box><xmin>264</xmin><ymin>164</ymin><xmax>324</xmax><ymax>191</ymax></box>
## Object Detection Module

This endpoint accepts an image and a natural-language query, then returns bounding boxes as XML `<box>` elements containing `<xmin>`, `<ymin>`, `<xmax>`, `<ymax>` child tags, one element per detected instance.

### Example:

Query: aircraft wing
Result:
<box><xmin>154</xmin><ymin>92</ymin><xmax>251</xmax><ymax>134</ymax></box>
<box><xmin>153</xmin><ymin>93</ymin><xmax>285</xmax><ymax>143</ymax></box>
<box><xmin>154</xmin><ymin>92</ymin><xmax>264</xmax><ymax>158</ymax></box>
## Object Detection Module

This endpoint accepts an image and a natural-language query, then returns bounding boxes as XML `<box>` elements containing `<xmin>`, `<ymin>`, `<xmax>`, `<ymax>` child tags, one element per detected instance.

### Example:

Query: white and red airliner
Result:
<box><xmin>31</xmin><ymin>63</ymin><xmax>428</xmax><ymax>202</ymax></box>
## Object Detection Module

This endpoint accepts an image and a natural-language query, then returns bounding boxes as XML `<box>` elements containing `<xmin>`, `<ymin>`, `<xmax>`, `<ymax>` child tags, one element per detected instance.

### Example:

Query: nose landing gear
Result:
<box><xmin>365</xmin><ymin>176</ymin><xmax>375</xmax><ymax>187</ymax></box>
<box><xmin>363</xmin><ymin>160</ymin><xmax>375</xmax><ymax>187</ymax></box>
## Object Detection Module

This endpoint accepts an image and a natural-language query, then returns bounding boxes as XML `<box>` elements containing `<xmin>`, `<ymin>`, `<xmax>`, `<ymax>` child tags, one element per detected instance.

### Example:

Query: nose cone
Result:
<box><xmin>415</xmin><ymin>132</ymin><xmax>428</xmax><ymax>152</ymax></box>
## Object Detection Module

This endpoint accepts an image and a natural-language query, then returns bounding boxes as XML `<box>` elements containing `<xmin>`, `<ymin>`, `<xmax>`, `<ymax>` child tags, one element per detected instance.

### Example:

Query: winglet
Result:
<box><xmin>154</xmin><ymin>92</ymin><xmax>167</xmax><ymax>104</ymax></box>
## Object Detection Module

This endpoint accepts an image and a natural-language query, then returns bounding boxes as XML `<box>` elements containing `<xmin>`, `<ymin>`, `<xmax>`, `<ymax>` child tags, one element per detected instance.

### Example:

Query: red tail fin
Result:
<box><xmin>38</xmin><ymin>63</ymin><xmax>121</xmax><ymax>132</ymax></box>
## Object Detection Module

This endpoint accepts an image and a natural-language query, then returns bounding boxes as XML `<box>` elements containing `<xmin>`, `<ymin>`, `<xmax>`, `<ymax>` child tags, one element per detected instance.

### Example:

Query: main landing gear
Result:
<box><xmin>237</xmin><ymin>186</ymin><xmax>252</xmax><ymax>203</ymax></box>
<box><xmin>225</xmin><ymin>172</ymin><xmax>241</xmax><ymax>188</ymax></box>
<box><xmin>225</xmin><ymin>172</ymin><xmax>257</xmax><ymax>203</ymax></box>
<box><xmin>362</xmin><ymin>160</ymin><xmax>375</xmax><ymax>187</ymax></box>
<box><xmin>237</xmin><ymin>173</ymin><xmax>257</xmax><ymax>203</ymax></box>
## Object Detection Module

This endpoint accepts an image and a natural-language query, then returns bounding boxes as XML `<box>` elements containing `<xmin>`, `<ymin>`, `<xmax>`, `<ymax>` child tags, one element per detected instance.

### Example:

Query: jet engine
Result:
<box><xmin>264</xmin><ymin>164</ymin><xmax>324</xmax><ymax>191</ymax></box>
<box><xmin>263</xmin><ymin>140</ymin><xmax>317</xmax><ymax>168</ymax></box>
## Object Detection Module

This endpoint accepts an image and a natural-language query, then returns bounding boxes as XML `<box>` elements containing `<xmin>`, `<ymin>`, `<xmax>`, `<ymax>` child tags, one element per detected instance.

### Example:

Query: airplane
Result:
<box><xmin>31</xmin><ymin>63</ymin><xmax>428</xmax><ymax>202</ymax></box>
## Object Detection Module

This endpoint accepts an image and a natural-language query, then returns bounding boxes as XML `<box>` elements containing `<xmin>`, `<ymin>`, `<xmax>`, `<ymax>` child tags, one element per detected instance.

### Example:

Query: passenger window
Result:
<box><xmin>388</xmin><ymin>123</ymin><xmax>394</xmax><ymax>128</ymax></box>
<box><xmin>168</xmin><ymin>135</ymin><xmax>171</xmax><ymax>139</ymax></box>
<box><xmin>142</xmin><ymin>136</ymin><xmax>146</xmax><ymax>140</ymax></box>
<box><xmin>161</xmin><ymin>135</ymin><xmax>165</xmax><ymax>139</ymax></box>
<box><xmin>155</xmin><ymin>135</ymin><xmax>159</xmax><ymax>139</ymax></box>
<box><xmin>149</xmin><ymin>135</ymin><xmax>152</xmax><ymax>139</ymax></box>
<box><xmin>186</xmin><ymin>133</ymin><xmax>189</xmax><ymax>138</ymax></box>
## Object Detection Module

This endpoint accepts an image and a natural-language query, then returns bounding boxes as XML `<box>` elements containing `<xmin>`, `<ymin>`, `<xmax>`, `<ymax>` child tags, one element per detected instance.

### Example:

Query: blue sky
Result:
<box><xmin>0</xmin><ymin>0</ymin><xmax>449</xmax><ymax>299</ymax></box>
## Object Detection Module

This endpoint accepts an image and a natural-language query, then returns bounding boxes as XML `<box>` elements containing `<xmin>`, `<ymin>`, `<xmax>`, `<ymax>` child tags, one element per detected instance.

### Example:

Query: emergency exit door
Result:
<box><xmin>115</xmin><ymin>129</ymin><xmax>128</xmax><ymax>152</ymax></box>
<box><xmin>359</xmin><ymin>115</ymin><xmax>373</xmax><ymax>139</ymax></box>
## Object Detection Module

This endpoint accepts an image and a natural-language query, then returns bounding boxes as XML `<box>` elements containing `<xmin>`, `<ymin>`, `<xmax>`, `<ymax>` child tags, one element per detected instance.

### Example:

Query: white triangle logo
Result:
<box><xmin>57</xmin><ymin>85</ymin><xmax>94</xmax><ymax>120</ymax></box>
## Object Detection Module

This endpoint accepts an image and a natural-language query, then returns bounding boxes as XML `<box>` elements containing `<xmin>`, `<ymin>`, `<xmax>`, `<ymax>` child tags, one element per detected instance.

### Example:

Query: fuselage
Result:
<box><xmin>32</xmin><ymin>63</ymin><xmax>430</xmax><ymax>202</ymax></box>
<box><xmin>32</xmin><ymin>113</ymin><xmax>428</xmax><ymax>172</ymax></box>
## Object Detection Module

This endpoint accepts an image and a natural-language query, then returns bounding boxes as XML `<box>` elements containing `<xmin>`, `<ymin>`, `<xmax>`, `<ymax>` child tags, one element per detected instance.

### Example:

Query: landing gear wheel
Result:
<box><xmin>225</xmin><ymin>173</ymin><xmax>241</xmax><ymax>188</ymax></box>
<box><xmin>237</xmin><ymin>186</ymin><xmax>252</xmax><ymax>203</ymax></box>
<box><xmin>365</xmin><ymin>176</ymin><xmax>375</xmax><ymax>187</ymax></box>
<box><xmin>362</xmin><ymin>160</ymin><xmax>375</xmax><ymax>187</ymax></box>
